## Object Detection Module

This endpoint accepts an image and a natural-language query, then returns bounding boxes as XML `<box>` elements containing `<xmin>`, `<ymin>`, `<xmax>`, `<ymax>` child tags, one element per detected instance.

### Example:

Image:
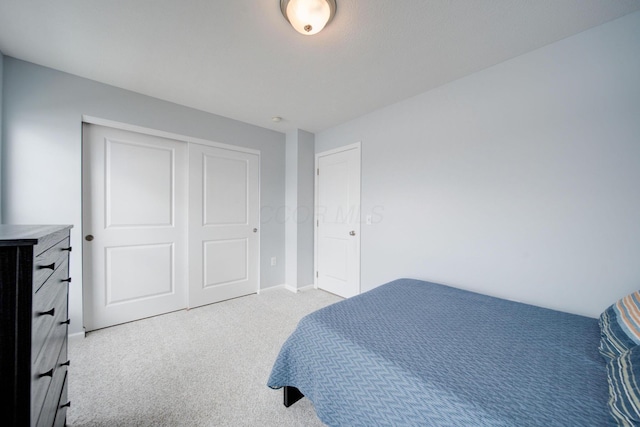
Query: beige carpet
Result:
<box><xmin>67</xmin><ymin>288</ymin><xmax>342</xmax><ymax>426</ymax></box>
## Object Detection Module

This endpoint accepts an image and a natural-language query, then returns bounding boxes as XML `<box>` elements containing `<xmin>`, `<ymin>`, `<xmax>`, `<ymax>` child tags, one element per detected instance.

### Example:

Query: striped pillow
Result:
<box><xmin>607</xmin><ymin>346</ymin><xmax>640</xmax><ymax>426</ymax></box>
<box><xmin>600</xmin><ymin>291</ymin><xmax>640</xmax><ymax>362</ymax></box>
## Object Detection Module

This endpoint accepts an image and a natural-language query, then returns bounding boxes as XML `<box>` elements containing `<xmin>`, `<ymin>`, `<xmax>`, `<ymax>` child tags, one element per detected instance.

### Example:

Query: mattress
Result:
<box><xmin>268</xmin><ymin>278</ymin><xmax>610</xmax><ymax>426</ymax></box>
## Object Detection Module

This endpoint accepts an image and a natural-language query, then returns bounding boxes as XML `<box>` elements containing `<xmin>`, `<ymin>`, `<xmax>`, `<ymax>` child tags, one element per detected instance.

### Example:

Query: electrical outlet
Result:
<box><xmin>271</xmin><ymin>257</ymin><xmax>277</xmax><ymax>266</ymax></box>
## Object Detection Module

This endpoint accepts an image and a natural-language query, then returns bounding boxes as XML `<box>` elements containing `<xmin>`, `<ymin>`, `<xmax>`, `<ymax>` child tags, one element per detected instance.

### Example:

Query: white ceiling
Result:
<box><xmin>1</xmin><ymin>0</ymin><xmax>639</xmax><ymax>133</ymax></box>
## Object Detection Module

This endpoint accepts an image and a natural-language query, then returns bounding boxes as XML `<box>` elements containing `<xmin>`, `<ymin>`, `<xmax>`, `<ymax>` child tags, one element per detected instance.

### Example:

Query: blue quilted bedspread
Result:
<box><xmin>268</xmin><ymin>279</ymin><xmax>610</xmax><ymax>426</ymax></box>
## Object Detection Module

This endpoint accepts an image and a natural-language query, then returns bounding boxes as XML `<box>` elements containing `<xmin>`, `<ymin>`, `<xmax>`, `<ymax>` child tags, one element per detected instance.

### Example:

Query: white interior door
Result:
<box><xmin>82</xmin><ymin>124</ymin><xmax>188</xmax><ymax>331</ymax></box>
<box><xmin>188</xmin><ymin>143</ymin><xmax>260</xmax><ymax>308</ymax></box>
<box><xmin>315</xmin><ymin>144</ymin><xmax>361</xmax><ymax>298</ymax></box>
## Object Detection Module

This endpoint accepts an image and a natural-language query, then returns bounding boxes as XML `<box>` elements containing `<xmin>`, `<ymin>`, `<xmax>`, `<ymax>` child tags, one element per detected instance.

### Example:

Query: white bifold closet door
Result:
<box><xmin>83</xmin><ymin>124</ymin><xmax>259</xmax><ymax>331</ymax></box>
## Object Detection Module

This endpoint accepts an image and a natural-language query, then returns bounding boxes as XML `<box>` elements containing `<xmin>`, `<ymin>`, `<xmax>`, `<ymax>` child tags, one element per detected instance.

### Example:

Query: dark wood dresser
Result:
<box><xmin>0</xmin><ymin>225</ymin><xmax>73</xmax><ymax>426</ymax></box>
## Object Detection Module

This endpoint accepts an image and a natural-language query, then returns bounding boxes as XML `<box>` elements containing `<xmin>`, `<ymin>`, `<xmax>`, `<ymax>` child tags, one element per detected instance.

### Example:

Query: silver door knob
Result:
<box><xmin>85</xmin><ymin>235</ymin><xmax>94</xmax><ymax>241</ymax></box>
<box><xmin>349</xmin><ymin>230</ymin><xmax>356</xmax><ymax>236</ymax></box>
<box><xmin>253</xmin><ymin>228</ymin><xmax>258</xmax><ymax>233</ymax></box>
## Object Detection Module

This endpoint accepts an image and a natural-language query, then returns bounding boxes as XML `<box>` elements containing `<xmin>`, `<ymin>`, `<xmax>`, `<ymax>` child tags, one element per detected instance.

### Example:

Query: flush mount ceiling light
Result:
<box><xmin>280</xmin><ymin>0</ymin><xmax>337</xmax><ymax>35</ymax></box>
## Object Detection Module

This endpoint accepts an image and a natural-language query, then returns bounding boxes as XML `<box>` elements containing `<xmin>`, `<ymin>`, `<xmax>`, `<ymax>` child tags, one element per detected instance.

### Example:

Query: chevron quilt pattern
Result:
<box><xmin>268</xmin><ymin>278</ymin><xmax>611</xmax><ymax>426</ymax></box>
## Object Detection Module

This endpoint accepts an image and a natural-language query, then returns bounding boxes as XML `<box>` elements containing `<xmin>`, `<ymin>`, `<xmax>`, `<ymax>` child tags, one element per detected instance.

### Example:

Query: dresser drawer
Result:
<box><xmin>33</xmin><ymin>228</ymin><xmax>70</xmax><ymax>258</ymax></box>
<box><xmin>32</xmin><ymin>258</ymin><xmax>69</xmax><ymax>362</ymax></box>
<box><xmin>31</xmin><ymin>312</ymin><xmax>68</xmax><ymax>424</ymax></box>
<box><xmin>33</xmin><ymin>237</ymin><xmax>71</xmax><ymax>292</ymax></box>
<box><xmin>36</xmin><ymin>341</ymin><xmax>68</xmax><ymax>427</ymax></box>
<box><xmin>52</xmin><ymin>372</ymin><xmax>69</xmax><ymax>427</ymax></box>
<box><xmin>0</xmin><ymin>225</ymin><xmax>72</xmax><ymax>427</ymax></box>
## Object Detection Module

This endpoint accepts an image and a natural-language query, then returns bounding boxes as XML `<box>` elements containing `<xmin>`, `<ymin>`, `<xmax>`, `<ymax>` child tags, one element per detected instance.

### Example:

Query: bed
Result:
<box><xmin>267</xmin><ymin>278</ymin><xmax>611</xmax><ymax>426</ymax></box>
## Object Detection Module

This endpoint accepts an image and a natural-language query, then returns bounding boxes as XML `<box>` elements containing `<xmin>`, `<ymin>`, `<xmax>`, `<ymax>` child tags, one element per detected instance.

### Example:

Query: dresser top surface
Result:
<box><xmin>0</xmin><ymin>225</ymin><xmax>73</xmax><ymax>246</ymax></box>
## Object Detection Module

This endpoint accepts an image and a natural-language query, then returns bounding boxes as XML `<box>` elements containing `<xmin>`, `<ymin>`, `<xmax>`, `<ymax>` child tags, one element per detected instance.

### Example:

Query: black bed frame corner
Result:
<box><xmin>283</xmin><ymin>386</ymin><xmax>304</xmax><ymax>407</ymax></box>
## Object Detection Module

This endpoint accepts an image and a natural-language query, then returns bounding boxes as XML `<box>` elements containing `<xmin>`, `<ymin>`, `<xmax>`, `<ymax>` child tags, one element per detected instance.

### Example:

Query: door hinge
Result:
<box><xmin>317</xmin><ymin>220</ymin><xmax>319</xmax><ymax>227</ymax></box>
<box><xmin>317</xmin><ymin>168</ymin><xmax>319</xmax><ymax>176</ymax></box>
<box><xmin>316</xmin><ymin>271</ymin><xmax>319</xmax><ymax>278</ymax></box>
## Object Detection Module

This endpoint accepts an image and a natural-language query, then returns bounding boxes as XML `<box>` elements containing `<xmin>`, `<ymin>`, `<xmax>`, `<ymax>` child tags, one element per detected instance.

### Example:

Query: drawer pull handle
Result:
<box><xmin>60</xmin><ymin>360</ymin><xmax>71</xmax><ymax>367</ymax></box>
<box><xmin>40</xmin><ymin>308</ymin><xmax>55</xmax><ymax>317</ymax></box>
<box><xmin>62</xmin><ymin>277</ymin><xmax>72</xmax><ymax>283</ymax></box>
<box><xmin>60</xmin><ymin>401</ymin><xmax>71</xmax><ymax>409</ymax></box>
<box><xmin>40</xmin><ymin>368</ymin><xmax>54</xmax><ymax>378</ymax></box>
<box><xmin>62</xmin><ymin>247</ymin><xmax>72</xmax><ymax>252</ymax></box>
<box><xmin>41</xmin><ymin>263</ymin><xmax>56</xmax><ymax>270</ymax></box>
<box><xmin>61</xmin><ymin>319</ymin><xmax>71</xmax><ymax>325</ymax></box>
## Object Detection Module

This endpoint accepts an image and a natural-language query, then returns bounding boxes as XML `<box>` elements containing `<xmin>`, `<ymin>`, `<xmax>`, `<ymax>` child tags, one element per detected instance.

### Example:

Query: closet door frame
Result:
<box><xmin>81</xmin><ymin>116</ymin><xmax>261</xmax><ymax>329</ymax></box>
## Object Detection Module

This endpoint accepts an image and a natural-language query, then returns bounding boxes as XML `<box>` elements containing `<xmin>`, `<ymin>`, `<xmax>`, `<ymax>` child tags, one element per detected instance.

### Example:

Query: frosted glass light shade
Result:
<box><xmin>281</xmin><ymin>0</ymin><xmax>336</xmax><ymax>35</ymax></box>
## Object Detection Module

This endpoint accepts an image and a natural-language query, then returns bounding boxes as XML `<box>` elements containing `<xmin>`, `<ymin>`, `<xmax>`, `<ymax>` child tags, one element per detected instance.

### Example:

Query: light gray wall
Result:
<box><xmin>316</xmin><ymin>11</ymin><xmax>640</xmax><ymax>318</ymax></box>
<box><xmin>296</xmin><ymin>130</ymin><xmax>315</xmax><ymax>287</ymax></box>
<box><xmin>1</xmin><ymin>58</ymin><xmax>286</xmax><ymax>334</ymax></box>
<box><xmin>285</xmin><ymin>130</ymin><xmax>299</xmax><ymax>288</ymax></box>
<box><xmin>284</xmin><ymin>129</ymin><xmax>315</xmax><ymax>289</ymax></box>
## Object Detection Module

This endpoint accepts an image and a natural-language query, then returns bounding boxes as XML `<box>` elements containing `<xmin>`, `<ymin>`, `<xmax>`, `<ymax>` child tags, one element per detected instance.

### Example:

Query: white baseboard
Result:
<box><xmin>257</xmin><ymin>284</ymin><xmax>287</xmax><ymax>294</ymax></box>
<box><xmin>69</xmin><ymin>330</ymin><xmax>86</xmax><ymax>341</ymax></box>
<box><xmin>284</xmin><ymin>284</ymin><xmax>299</xmax><ymax>293</ymax></box>
<box><xmin>258</xmin><ymin>284</ymin><xmax>316</xmax><ymax>294</ymax></box>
